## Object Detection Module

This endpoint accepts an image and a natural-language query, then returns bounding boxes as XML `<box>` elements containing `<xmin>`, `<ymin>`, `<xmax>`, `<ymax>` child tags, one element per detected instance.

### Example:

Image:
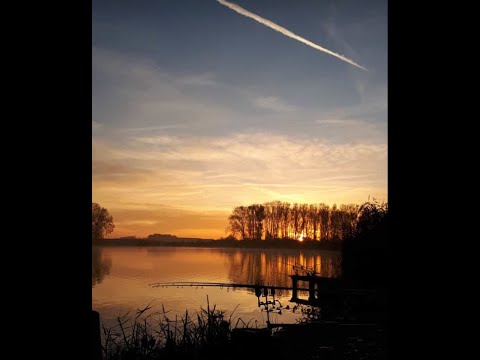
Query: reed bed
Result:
<box><xmin>101</xmin><ymin>297</ymin><xmax>259</xmax><ymax>360</ymax></box>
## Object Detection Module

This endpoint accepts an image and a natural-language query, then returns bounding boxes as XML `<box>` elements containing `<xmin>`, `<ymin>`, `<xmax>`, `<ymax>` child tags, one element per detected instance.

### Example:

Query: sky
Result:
<box><xmin>92</xmin><ymin>0</ymin><xmax>387</xmax><ymax>239</ymax></box>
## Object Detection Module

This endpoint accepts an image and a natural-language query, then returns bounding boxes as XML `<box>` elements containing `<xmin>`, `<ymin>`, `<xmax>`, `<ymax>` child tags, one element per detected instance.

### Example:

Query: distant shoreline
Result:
<box><xmin>95</xmin><ymin>237</ymin><xmax>342</xmax><ymax>251</ymax></box>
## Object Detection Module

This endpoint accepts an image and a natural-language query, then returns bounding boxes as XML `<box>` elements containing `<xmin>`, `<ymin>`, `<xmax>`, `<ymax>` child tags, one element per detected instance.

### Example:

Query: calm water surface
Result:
<box><xmin>92</xmin><ymin>246</ymin><xmax>341</xmax><ymax>328</ymax></box>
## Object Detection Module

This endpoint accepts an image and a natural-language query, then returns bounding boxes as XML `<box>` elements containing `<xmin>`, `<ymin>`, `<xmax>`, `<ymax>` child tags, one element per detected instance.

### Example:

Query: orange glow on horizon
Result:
<box><xmin>93</xmin><ymin>131</ymin><xmax>387</xmax><ymax>239</ymax></box>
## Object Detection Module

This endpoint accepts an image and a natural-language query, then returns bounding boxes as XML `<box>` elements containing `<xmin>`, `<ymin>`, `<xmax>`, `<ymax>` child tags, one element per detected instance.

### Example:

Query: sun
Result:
<box><xmin>297</xmin><ymin>234</ymin><xmax>304</xmax><ymax>242</ymax></box>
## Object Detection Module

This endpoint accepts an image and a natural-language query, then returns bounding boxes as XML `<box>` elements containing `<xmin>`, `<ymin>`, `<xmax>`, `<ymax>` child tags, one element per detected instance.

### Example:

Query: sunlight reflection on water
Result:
<box><xmin>92</xmin><ymin>246</ymin><xmax>341</xmax><ymax>328</ymax></box>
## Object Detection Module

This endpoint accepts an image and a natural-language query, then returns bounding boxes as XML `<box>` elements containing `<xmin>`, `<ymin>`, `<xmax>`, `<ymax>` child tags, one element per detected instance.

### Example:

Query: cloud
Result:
<box><xmin>92</xmin><ymin>47</ymin><xmax>236</xmax><ymax>132</ymax></box>
<box><xmin>92</xmin><ymin>121</ymin><xmax>104</xmax><ymax>129</ymax></box>
<box><xmin>315</xmin><ymin>119</ymin><xmax>357</xmax><ymax>125</ymax></box>
<box><xmin>253</xmin><ymin>96</ymin><xmax>296</xmax><ymax>112</ymax></box>
<box><xmin>92</xmin><ymin>48</ymin><xmax>384</xmax><ymax>142</ymax></box>
<box><xmin>93</xmin><ymin>131</ymin><xmax>387</xmax><ymax>214</ymax></box>
<box><xmin>175</xmin><ymin>74</ymin><xmax>219</xmax><ymax>87</ymax></box>
<box><xmin>132</xmin><ymin>135</ymin><xmax>180</xmax><ymax>145</ymax></box>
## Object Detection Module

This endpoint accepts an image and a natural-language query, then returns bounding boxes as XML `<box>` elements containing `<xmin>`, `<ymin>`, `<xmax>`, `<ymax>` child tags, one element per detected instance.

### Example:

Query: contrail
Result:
<box><xmin>217</xmin><ymin>0</ymin><xmax>367</xmax><ymax>72</ymax></box>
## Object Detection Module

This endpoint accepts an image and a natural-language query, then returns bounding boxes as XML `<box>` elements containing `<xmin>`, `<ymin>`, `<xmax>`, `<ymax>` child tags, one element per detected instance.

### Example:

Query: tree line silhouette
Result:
<box><xmin>227</xmin><ymin>201</ymin><xmax>362</xmax><ymax>243</ymax></box>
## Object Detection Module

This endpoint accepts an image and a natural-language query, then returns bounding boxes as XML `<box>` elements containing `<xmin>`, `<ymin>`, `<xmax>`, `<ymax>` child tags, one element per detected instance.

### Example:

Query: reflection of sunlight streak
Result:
<box><xmin>93</xmin><ymin>248</ymin><xmax>344</xmax><ymax>332</ymax></box>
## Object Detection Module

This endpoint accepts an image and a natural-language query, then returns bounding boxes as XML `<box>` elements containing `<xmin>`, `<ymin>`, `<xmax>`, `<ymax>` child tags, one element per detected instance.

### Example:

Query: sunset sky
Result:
<box><xmin>92</xmin><ymin>0</ymin><xmax>387</xmax><ymax>239</ymax></box>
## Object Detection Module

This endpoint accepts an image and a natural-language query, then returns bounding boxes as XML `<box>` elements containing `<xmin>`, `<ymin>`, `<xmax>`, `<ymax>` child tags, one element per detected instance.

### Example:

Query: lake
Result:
<box><xmin>92</xmin><ymin>246</ymin><xmax>341</xmax><ymax>329</ymax></box>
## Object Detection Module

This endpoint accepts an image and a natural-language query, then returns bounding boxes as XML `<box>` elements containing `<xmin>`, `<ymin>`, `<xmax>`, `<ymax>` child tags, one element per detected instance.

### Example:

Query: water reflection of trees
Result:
<box><xmin>222</xmin><ymin>250</ymin><xmax>341</xmax><ymax>296</ymax></box>
<box><xmin>92</xmin><ymin>246</ymin><xmax>112</xmax><ymax>286</ymax></box>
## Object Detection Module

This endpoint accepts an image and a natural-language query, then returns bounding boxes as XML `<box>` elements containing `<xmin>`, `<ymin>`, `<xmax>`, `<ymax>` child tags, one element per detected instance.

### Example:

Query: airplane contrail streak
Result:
<box><xmin>217</xmin><ymin>0</ymin><xmax>367</xmax><ymax>72</ymax></box>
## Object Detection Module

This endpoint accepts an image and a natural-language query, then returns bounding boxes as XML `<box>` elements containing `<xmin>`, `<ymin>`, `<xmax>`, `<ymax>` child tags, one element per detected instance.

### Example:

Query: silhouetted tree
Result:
<box><xmin>340</xmin><ymin>204</ymin><xmax>359</xmax><ymax>239</ymax></box>
<box><xmin>264</xmin><ymin>202</ymin><xmax>275</xmax><ymax>240</ymax></box>
<box><xmin>254</xmin><ymin>205</ymin><xmax>266</xmax><ymax>240</ymax></box>
<box><xmin>92</xmin><ymin>203</ymin><xmax>115</xmax><ymax>243</ymax></box>
<box><xmin>356</xmin><ymin>201</ymin><xmax>387</xmax><ymax>234</ymax></box>
<box><xmin>246</xmin><ymin>204</ymin><xmax>265</xmax><ymax>240</ymax></box>
<box><xmin>341</xmin><ymin>200</ymin><xmax>388</xmax><ymax>288</ymax></box>
<box><xmin>330</xmin><ymin>204</ymin><xmax>344</xmax><ymax>242</ymax></box>
<box><xmin>227</xmin><ymin>206</ymin><xmax>248</xmax><ymax>239</ymax></box>
<box><xmin>290</xmin><ymin>203</ymin><xmax>301</xmax><ymax>239</ymax></box>
<box><xmin>307</xmin><ymin>204</ymin><xmax>320</xmax><ymax>241</ymax></box>
<box><xmin>299</xmin><ymin>203</ymin><xmax>309</xmax><ymax>239</ymax></box>
<box><xmin>280</xmin><ymin>202</ymin><xmax>290</xmax><ymax>239</ymax></box>
<box><xmin>247</xmin><ymin>206</ymin><xmax>255</xmax><ymax>240</ymax></box>
<box><xmin>318</xmin><ymin>203</ymin><xmax>330</xmax><ymax>241</ymax></box>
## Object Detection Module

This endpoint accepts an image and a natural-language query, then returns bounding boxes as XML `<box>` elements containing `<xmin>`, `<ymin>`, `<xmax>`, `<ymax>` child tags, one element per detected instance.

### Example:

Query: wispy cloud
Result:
<box><xmin>92</xmin><ymin>48</ymin><xmax>383</xmax><ymax>140</ymax></box>
<box><xmin>175</xmin><ymin>74</ymin><xmax>219</xmax><ymax>87</ymax></box>
<box><xmin>315</xmin><ymin>119</ymin><xmax>358</xmax><ymax>125</ymax></box>
<box><xmin>217</xmin><ymin>0</ymin><xmax>367</xmax><ymax>71</ymax></box>
<box><xmin>119</xmin><ymin>124</ymin><xmax>187</xmax><ymax>133</ymax></box>
<box><xmin>93</xmin><ymin>132</ymin><xmax>387</xmax><ymax>227</ymax></box>
<box><xmin>92</xmin><ymin>121</ymin><xmax>104</xmax><ymax>130</ymax></box>
<box><xmin>253</xmin><ymin>96</ymin><xmax>296</xmax><ymax>112</ymax></box>
<box><xmin>92</xmin><ymin>48</ymin><xmax>236</xmax><ymax>132</ymax></box>
<box><xmin>132</xmin><ymin>135</ymin><xmax>180</xmax><ymax>145</ymax></box>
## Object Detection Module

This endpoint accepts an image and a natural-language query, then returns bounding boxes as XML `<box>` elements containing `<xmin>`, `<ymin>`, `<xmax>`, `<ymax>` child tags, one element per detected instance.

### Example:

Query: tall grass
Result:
<box><xmin>101</xmin><ymin>298</ymin><xmax>255</xmax><ymax>360</ymax></box>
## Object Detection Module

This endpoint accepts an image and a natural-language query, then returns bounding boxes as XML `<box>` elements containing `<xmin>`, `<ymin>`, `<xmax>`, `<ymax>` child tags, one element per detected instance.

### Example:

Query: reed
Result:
<box><xmin>101</xmin><ymin>298</ymin><xmax>256</xmax><ymax>360</ymax></box>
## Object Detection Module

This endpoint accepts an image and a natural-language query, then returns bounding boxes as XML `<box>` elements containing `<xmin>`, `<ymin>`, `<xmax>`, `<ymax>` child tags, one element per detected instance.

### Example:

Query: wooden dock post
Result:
<box><xmin>92</xmin><ymin>310</ymin><xmax>102</xmax><ymax>360</ymax></box>
<box><xmin>290</xmin><ymin>275</ymin><xmax>298</xmax><ymax>302</ymax></box>
<box><xmin>308</xmin><ymin>279</ymin><xmax>316</xmax><ymax>301</ymax></box>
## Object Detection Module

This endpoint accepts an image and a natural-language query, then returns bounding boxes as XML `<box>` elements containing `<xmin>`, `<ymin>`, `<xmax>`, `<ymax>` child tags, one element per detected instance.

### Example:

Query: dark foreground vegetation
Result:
<box><xmin>96</xmin><ymin>300</ymin><xmax>386</xmax><ymax>360</ymax></box>
<box><xmin>341</xmin><ymin>200</ymin><xmax>388</xmax><ymax>289</ymax></box>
